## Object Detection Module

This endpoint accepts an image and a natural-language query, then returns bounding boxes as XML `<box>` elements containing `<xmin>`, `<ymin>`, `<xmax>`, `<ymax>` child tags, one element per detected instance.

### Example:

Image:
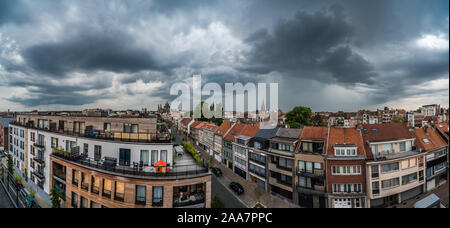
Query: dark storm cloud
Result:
<box><xmin>243</xmin><ymin>8</ymin><xmax>377</xmax><ymax>85</ymax></box>
<box><xmin>8</xmin><ymin>93</ymin><xmax>111</xmax><ymax>107</ymax></box>
<box><xmin>22</xmin><ymin>29</ymin><xmax>179</xmax><ymax>77</ymax></box>
<box><xmin>0</xmin><ymin>0</ymin><xmax>30</xmax><ymax>26</ymax></box>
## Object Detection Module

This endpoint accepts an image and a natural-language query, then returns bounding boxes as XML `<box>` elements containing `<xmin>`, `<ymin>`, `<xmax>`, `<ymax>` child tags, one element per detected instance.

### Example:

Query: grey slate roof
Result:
<box><xmin>254</xmin><ymin>126</ymin><xmax>280</xmax><ymax>139</ymax></box>
<box><xmin>276</xmin><ymin>128</ymin><xmax>302</xmax><ymax>139</ymax></box>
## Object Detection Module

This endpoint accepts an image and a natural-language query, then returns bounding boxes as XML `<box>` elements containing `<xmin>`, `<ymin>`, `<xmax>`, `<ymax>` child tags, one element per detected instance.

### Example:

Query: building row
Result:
<box><xmin>180</xmin><ymin>117</ymin><xmax>448</xmax><ymax>208</ymax></box>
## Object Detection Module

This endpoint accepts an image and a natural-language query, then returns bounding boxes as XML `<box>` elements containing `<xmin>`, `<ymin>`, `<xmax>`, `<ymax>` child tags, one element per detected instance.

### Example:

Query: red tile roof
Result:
<box><xmin>361</xmin><ymin>123</ymin><xmax>415</xmax><ymax>142</ymax></box>
<box><xmin>202</xmin><ymin>123</ymin><xmax>219</xmax><ymax>132</ymax></box>
<box><xmin>327</xmin><ymin>128</ymin><xmax>366</xmax><ymax>156</ymax></box>
<box><xmin>215</xmin><ymin>121</ymin><xmax>234</xmax><ymax>136</ymax></box>
<box><xmin>181</xmin><ymin>118</ymin><xmax>192</xmax><ymax>126</ymax></box>
<box><xmin>362</xmin><ymin>123</ymin><xmax>415</xmax><ymax>159</ymax></box>
<box><xmin>191</xmin><ymin>121</ymin><xmax>208</xmax><ymax>129</ymax></box>
<box><xmin>223</xmin><ymin>122</ymin><xmax>259</xmax><ymax>142</ymax></box>
<box><xmin>296</xmin><ymin>126</ymin><xmax>329</xmax><ymax>153</ymax></box>
<box><xmin>414</xmin><ymin>127</ymin><xmax>447</xmax><ymax>151</ymax></box>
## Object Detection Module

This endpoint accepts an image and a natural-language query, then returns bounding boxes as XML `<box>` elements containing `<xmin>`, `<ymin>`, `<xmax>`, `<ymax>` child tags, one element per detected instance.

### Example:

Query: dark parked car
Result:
<box><xmin>229</xmin><ymin>182</ymin><xmax>244</xmax><ymax>195</ymax></box>
<box><xmin>211</xmin><ymin>167</ymin><xmax>222</xmax><ymax>177</ymax></box>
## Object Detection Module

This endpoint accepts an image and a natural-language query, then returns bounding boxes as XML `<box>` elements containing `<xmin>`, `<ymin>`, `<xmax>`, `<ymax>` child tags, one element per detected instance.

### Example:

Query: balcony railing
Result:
<box><xmin>33</xmin><ymin>171</ymin><xmax>45</xmax><ymax>181</ymax></box>
<box><xmin>296</xmin><ymin>185</ymin><xmax>327</xmax><ymax>197</ymax></box>
<box><xmin>33</xmin><ymin>157</ymin><xmax>45</xmax><ymax>166</ymax></box>
<box><xmin>51</xmin><ymin>152</ymin><xmax>209</xmax><ymax>179</ymax></box>
<box><xmin>34</xmin><ymin>142</ymin><xmax>45</xmax><ymax>150</ymax></box>
<box><xmin>297</xmin><ymin>168</ymin><xmax>325</xmax><ymax>180</ymax></box>
<box><xmin>11</xmin><ymin>121</ymin><xmax>171</xmax><ymax>144</ymax></box>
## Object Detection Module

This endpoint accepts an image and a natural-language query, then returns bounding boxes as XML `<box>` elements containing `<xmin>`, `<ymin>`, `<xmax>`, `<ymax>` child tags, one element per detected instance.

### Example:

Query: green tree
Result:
<box><xmin>211</xmin><ymin>194</ymin><xmax>225</xmax><ymax>208</ymax></box>
<box><xmin>312</xmin><ymin>114</ymin><xmax>325</xmax><ymax>126</ymax></box>
<box><xmin>286</xmin><ymin>106</ymin><xmax>313</xmax><ymax>128</ymax></box>
<box><xmin>191</xmin><ymin>101</ymin><xmax>223</xmax><ymax>126</ymax></box>
<box><xmin>50</xmin><ymin>187</ymin><xmax>63</xmax><ymax>208</ymax></box>
<box><xmin>392</xmin><ymin>115</ymin><xmax>405</xmax><ymax>123</ymax></box>
<box><xmin>7</xmin><ymin>153</ymin><xmax>14</xmax><ymax>175</ymax></box>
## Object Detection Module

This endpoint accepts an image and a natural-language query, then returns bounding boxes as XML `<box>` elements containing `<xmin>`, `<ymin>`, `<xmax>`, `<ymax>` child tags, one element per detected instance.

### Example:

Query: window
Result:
<box><xmin>382</xmin><ymin>144</ymin><xmax>394</xmax><ymax>153</ymax></box>
<box><xmin>302</xmin><ymin>142</ymin><xmax>313</xmax><ymax>153</ymax></box>
<box><xmin>402</xmin><ymin>173</ymin><xmax>417</xmax><ymax>185</ymax></box>
<box><xmin>305</xmin><ymin>161</ymin><xmax>313</xmax><ymax>173</ymax></box>
<box><xmin>152</xmin><ymin>186</ymin><xmax>163</xmax><ymax>206</ymax></box>
<box><xmin>104</xmin><ymin>123</ymin><xmax>111</xmax><ymax>132</ymax></box>
<box><xmin>51</xmin><ymin>137</ymin><xmax>58</xmax><ymax>148</ymax></box>
<box><xmin>71</xmin><ymin>192</ymin><xmax>78</xmax><ymax>208</ymax></box>
<box><xmin>72</xmin><ymin>170</ymin><xmax>79</xmax><ymax>186</ymax></box>
<box><xmin>94</xmin><ymin>146</ymin><xmax>102</xmax><ymax>161</ymax></box>
<box><xmin>140</xmin><ymin>150</ymin><xmax>149</xmax><ymax>166</ymax></box>
<box><xmin>399</xmin><ymin>142</ymin><xmax>406</xmax><ymax>152</ymax></box>
<box><xmin>83</xmin><ymin>143</ymin><xmax>89</xmax><ymax>155</ymax></box>
<box><xmin>115</xmin><ymin>181</ymin><xmax>125</xmax><ymax>202</ymax></box>
<box><xmin>81</xmin><ymin>172</ymin><xmax>89</xmax><ymax>191</ymax></box>
<box><xmin>314</xmin><ymin>163</ymin><xmax>322</xmax><ymax>170</ymax></box>
<box><xmin>124</xmin><ymin>124</ymin><xmax>138</xmax><ymax>133</ymax></box>
<box><xmin>80</xmin><ymin>197</ymin><xmax>88</xmax><ymax>208</ymax></box>
<box><xmin>91</xmin><ymin>201</ymin><xmax>101</xmax><ymax>208</ymax></box>
<box><xmin>160</xmin><ymin>150</ymin><xmax>167</xmax><ymax>163</ymax></box>
<box><xmin>103</xmin><ymin>179</ymin><xmax>112</xmax><ymax>198</ymax></box>
<box><xmin>91</xmin><ymin>176</ymin><xmax>100</xmax><ymax>194</ymax></box>
<box><xmin>381</xmin><ymin>178</ymin><xmax>400</xmax><ymax>189</ymax></box>
<box><xmin>401</xmin><ymin>158</ymin><xmax>417</xmax><ymax>169</ymax></box>
<box><xmin>299</xmin><ymin>176</ymin><xmax>312</xmax><ymax>188</ymax></box>
<box><xmin>151</xmin><ymin>150</ymin><xmax>158</xmax><ymax>165</ymax></box>
<box><xmin>298</xmin><ymin>161</ymin><xmax>306</xmax><ymax>172</ymax></box>
<box><xmin>136</xmin><ymin>185</ymin><xmax>146</xmax><ymax>205</ymax></box>
<box><xmin>381</xmin><ymin>162</ymin><xmax>399</xmax><ymax>173</ymax></box>
<box><xmin>372</xmin><ymin>182</ymin><xmax>380</xmax><ymax>195</ymax></box>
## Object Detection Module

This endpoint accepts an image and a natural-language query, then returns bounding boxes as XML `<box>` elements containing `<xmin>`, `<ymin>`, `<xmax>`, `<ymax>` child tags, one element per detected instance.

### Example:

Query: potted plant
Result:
<box><xmin>27</xmin><ymin>190</ymin><xmax>36</xmax><ymax>208</ymax></box>
<box><xmin>13</xmin><ymin>176</ymin><xmax>22</xmax><ymax>188</ymax></box>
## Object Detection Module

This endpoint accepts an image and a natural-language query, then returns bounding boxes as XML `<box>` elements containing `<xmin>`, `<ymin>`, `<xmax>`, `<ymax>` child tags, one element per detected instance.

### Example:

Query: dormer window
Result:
<box><xmin>334</xmin><ymin>147</ymin><xmax>357</xmax><ymax>156</ymax></box>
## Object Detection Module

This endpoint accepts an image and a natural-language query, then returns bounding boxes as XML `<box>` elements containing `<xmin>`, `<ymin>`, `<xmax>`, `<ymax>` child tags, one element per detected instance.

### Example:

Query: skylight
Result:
<box><xmin>423</xmin><ymin>139</ymin><xmax>430</xmax><ymax>144</ymax></box>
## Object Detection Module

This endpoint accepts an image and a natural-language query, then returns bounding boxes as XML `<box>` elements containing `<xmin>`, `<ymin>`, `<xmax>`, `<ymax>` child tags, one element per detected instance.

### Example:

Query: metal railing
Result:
<box><xmin>0</xmin><ymin>165</ymin><xmax>41</xmax><ymax>208</ymax></box>
<box><xmin>51</xmin><ymin>153</ymin><xmax>209</xmax><ymax>179</ymax></box>
<box><xmin>10</xmin><ymin>121</ymin><xmax>171</xmax><ymax>144</ymax></box>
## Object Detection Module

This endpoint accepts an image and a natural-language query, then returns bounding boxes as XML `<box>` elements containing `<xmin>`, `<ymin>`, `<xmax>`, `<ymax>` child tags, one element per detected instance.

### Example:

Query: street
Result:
<box><xmin>171</xmin><ymin>125</ymin><xmax>246</xmax><ymax>208</ymax></box>
<box><xmin>211</xmin><ymin>175</ymin><xmax>246</xmax><ymax>208</ymax></box>
<box><xmin>0</xmin><ymin>183</ymin><xmax>13</xmax><ymax>208</ymax></box>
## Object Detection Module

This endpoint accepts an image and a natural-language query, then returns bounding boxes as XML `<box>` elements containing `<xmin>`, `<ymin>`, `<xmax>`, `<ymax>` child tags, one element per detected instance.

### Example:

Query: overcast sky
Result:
<box><xmin>0</xmin><ymin>0</ymin><xmax>448</xmax><ymax>112</ymax></box>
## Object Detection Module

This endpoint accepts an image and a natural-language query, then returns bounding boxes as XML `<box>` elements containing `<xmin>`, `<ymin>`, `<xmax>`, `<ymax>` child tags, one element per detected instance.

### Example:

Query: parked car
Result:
<box><xmin>229</xmin><ymin>182</ymin><xmax>244</xmax><ymax>195</ymax></box>
<box><xmin>211</xmin><ymin>167</ymin><xmax>223</xmax><ymax>177</ymax></box>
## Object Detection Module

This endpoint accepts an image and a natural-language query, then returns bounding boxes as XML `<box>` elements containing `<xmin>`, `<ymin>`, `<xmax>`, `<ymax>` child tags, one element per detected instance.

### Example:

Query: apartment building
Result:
<box><xmin>222</xmin><ymin>122</ymin><xmax>246</xmax><ymax>170</ymax></box>
<box><xmin>295</xmin><ymin>126</ymin><xmax>328</xmax><ymax>208</ymax></box>
<box><xmin>248</xmin><ymin>127</ymin><xmax>280</xmax><ymax>191</ymax></box>
<box><xmin>9</xmin><ymin>114</ymin><xmax>211</xmax><ymax>208</ymax></box>
<box><xmin>8</xmin><ymin>124</ymin><xmax>28</xmax><ymax>179</ymax></box>
<box><xmin>214</xmin><ymin>121</ymin><xmax>235</xmax><ymax>164</ymax></box>
<box><xmin>267</xmin><ymin>128</ymin><xmax>301</xmax><ymax>203</ymax></box>
<box><xmin>190</xmin><ymin>121</ymin><xmax>207</xmax><ymax>146</ymax></box>
<box><xmin>423</xmin><ymin>104</ymin><xmax>440</xmax><ymax>117</ymax></box>
<box><xmin>363</xmin><ymin>123</ymin><xmax>426</xmax><ymax>208</ymax></box>
<box><xmin>414</xmin><ymin>127</ymin><xmax>448</xmax><ymax>191</ymax></box>
<box><xmin>326</xmin><ymin>128</ymin><xmax>368</xmax><ymax>208</ymax></box>
<box><xmin>232</xmin><ymin>124</ymin><xmax>260</xmax><ymax>180</ymax></box>
<box><xmin>0</xmin><ymin>118</ymin><xmax>15</xmax><ymax>152</ymax></box>
<box><xmin>200</xmin><ymin>123</ymin><xmax>218</xmax><ymax>156</ymax></box>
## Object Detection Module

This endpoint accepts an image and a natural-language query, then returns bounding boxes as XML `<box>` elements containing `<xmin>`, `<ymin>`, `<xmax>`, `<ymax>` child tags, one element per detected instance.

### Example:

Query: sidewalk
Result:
<box><xmin>187</xmin><ymin>138</ymin><xmax>299</xmax><ymax>208</ymax></box>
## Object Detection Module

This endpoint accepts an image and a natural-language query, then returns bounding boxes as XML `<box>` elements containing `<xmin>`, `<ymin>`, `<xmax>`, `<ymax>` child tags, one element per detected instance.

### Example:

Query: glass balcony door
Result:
<box><xmin>119</xmin><ymin>149</ymin><xmax>131</xmax><ymax>166</ymax></box>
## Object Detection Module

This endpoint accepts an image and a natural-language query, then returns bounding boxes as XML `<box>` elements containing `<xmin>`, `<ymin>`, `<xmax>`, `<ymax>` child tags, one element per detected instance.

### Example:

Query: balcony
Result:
<box><xmin>296</xmin><ymin>185</ymin><xmax>328</xmax><ymax>197</ymax></box>
<box><xmin>33</xmin><ymin>171</ymin><xmax>45</xmax><ymax>181</ymax></box>
<box><xmin>374</xmin><ymin>148</ymin><xmax>421</xmax><ymax>161</ymax></box>
<box><xmin>91</xmin><ymin>186</ymin><xmax>100</xmax><ymax>195</ymax></box>
<box><xmin>81</xmin><ymin>183</ymin><xmax>89</xmax><ymax>191</ymax></box>
<box><xmin>297</xmin><ymin>168</ymin><xmax>325</xmax><ymax>180</ymax></box>
<box><xmin>10</xmin><ymin>121</ymin><xmax>170</xmax><ymax>144</ymax></box>
<box><xmin>51</xmin><ymin>151</ymin><xmax>209</xmax><ymax>180</ymax></box>
<box><xmin>34</xmin><ymin>142</ymin><xmax>45</xmax><ymax>150</ymax></box>
<box><xmin>33</xmin><ymin>157</ymin><xmax>46</xmax><ymax>166</ymax></box>
<box><xmin>173</xmin><ymin>193</ymin><xmax>205</xmax><ymax>208</ymax></box>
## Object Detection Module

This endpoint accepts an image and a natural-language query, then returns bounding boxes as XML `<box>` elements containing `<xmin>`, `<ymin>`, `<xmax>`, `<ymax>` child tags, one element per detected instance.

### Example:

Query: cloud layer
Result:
<box><xmin>0</xmin><ymin>0</ymin><xmax>448</xmax><ymax>112</ymax></box>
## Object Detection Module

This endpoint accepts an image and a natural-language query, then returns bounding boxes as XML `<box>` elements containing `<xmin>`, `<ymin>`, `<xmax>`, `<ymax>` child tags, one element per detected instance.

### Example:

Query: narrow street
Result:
<box><xmin>0</xmin><ymin>182</ymin><xmax>13</xmax><ymax>208</ymax></box>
